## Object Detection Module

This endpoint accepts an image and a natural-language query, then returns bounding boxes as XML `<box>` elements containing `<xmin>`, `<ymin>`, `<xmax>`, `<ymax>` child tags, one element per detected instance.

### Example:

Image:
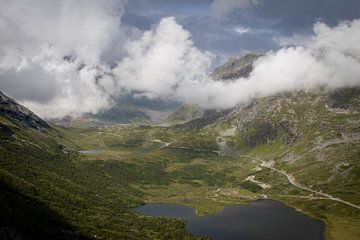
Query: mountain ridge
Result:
<box><xmin>0</xmin><ymin>91</ymin><xmax>50</xmax><ymax>130</ymax></box>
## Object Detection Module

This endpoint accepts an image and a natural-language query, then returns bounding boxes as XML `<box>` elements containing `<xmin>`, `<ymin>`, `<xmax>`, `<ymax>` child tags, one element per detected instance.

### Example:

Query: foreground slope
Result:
<box><xmin>0</xmin><ymin>92</ymin><xmax>201</xmax><ymax>239</ymax></box>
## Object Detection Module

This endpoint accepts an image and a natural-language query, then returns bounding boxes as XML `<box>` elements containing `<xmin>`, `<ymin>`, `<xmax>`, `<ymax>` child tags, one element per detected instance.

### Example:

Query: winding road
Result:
<box><xmin>151</xmin><ymin>138</ymin><xmax>360</xmax><ymax>210</ymax></box>
<box><xmin>247</xmin><ymin>156</ymin><xmax>360</xmax><ymax>210</ymax></box>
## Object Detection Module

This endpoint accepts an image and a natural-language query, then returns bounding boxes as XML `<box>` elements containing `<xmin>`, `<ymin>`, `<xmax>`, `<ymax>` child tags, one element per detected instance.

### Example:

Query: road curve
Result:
<box><xmin>246</xmin><ymin>156</ymin><xmax>360</xmax><ymax>210</ymax></box>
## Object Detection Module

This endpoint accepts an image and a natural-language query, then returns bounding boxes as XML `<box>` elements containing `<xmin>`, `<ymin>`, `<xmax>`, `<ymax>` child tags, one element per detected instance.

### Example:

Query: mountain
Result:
<box><xmin>1</xmin><ymin>61</ymin><xmax>360</xmax><ymax>240</ymax></box>
<box><xmin>50</xmin><ymin>54</ymin><xmax>262</xmax><ymax>127</ymax></box>
<box><xmin>169</xmin><ymin>87</ymin><xmax>360</xmax><ymax>239</ymax></box>
<box><xmin>211</xmin><ymin>53</ymin><xmax>263</xmax><ymax>80</ymax></box>
<box><xmin>93</xmin><ymin>95</ymin><xmax>179</xmax><ymax>124</ymax></box>
<box><xmin>0</xmin><ymin>91</ymin><xmax>50</xmax><ymax>130</ymax></box>
<box><xmin>166</xmin><ymin>53</ymin><xmax>263</xmax><ymax>125</ymax></box>
<box><xmin>52</xmin><ymin>95</ymin><xmax>180</xmax><ymax>128</ymax></box>
<box><xmin>0</xmin><ymin>92</ymin><xmax>200</xmax><ymax>239</ymax></box>
<box><xmin>0</xmin><ymin>92</ymin><xmax>88</xmax><ymax>239</ymax></box>
<box><xmin>164</xmin><ymin>104</ymin><xmax>208</xmax><ymax>125</ymax></box>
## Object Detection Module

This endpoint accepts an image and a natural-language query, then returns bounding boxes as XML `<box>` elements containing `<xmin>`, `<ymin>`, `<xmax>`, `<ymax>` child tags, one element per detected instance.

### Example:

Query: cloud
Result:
<box><xmin>212</xmin><ymin>0</ymin><xmax>260</xmax><ymax>18</ymax></box>
<box><xmin>0</xmin><ymin>0</ymin><xmax>127</xmax><ymax>118</ymax></box>
<box><xmin>117</xmin><ymin>17</ymin><xmax>360</xmax><ymax>110</ymax></box>
<box><xmin>1</xmin><ymin>1</ymin><xmax>359</xmax><ymax>119</ymax></box>
<box><xmin>273</xmin><ymin>33</ymin><xmax>313</xmax><ymax>47</ymax></box>
<box><xmin>175</xmin><ymin>19</ymin><xmax>360</xmax><ymax>108</ymax></box>
<box><xmin>114</xmin><ymin>17</ymin><xmax>214</xmax><ymax>98</ymax></box>
<box><xmin>233</xmin><ymin>26</ymin><xmax>252</xmax><ymax>34</ymax></box>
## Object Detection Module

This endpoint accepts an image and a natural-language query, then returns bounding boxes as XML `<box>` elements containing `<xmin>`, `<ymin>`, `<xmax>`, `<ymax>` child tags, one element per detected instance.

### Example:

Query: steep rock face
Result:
<box><xmin>0</xmin><ymin>92</ymin><xmax>50</xmax><ymax>130</ymax></box>
<box><xmin>211</xmin><ymin>53</ymin><xmax>263</xmax><ymax>80</ymax></box>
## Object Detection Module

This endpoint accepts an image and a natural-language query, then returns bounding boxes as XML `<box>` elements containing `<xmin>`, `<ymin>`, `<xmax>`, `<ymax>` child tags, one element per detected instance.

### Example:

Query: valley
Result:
<box><xmin>1</xmin><ymin>1</ymin><xmax>360</xmax><ymax>239</ymax></box>
<box><xmin>2</xmin><ymin>87</ymin><xmax>360</xmax><ymax>239</ymax></box>
<box><xmin>1</xmin><ymin>62</ymin><xmax>360</xmax><ymax>240</ymax></box>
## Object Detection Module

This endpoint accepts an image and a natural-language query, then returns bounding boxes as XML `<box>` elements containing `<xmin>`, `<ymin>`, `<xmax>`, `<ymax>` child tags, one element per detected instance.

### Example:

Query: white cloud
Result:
<box><xmin>273</xmin><ymin>33</ymin><xmax>313</xmax><ymax>47</ymax></box>
<box><xmin>233</xmin><ymin>26</ymin><xmax>252</xmax><ymax>34</ymax></box>
<box><xmin>176</xmin><ymin>19</ymin><xmax>360</xmax><ymax>108</ymax></box>
<box><xmin>116</xmin><ymin>18</ymin><xmax>360</xmax><ymax>110</ymax></box>
<box><xmin>0</xmin><ymin>0</ymin><xmax>127</xmax><ymax>118</ymax></box>
<box><xmin>114</xmin><ymin>17</ymin><xmax>214</xmax><ymax>98</ymax></box>
<box><xmin>1</xmin><ymin>1</ymin><xmax>359</xmax><ymax>119</ymax></box>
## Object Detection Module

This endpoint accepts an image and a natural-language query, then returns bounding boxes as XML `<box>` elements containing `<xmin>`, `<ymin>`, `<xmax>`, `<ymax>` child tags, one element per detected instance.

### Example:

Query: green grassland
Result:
<box><xmin>1</xmin><ymin>90</ymin><xmax>360</xmax><ymax>239</ymax></box>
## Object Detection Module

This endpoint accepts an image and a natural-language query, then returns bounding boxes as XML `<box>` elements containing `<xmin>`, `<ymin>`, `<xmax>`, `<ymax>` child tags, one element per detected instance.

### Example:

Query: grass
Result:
<box><xmin>1</xmin><ymin>91</ymin><xmax>360</xmax><ymax>240</ymax></box>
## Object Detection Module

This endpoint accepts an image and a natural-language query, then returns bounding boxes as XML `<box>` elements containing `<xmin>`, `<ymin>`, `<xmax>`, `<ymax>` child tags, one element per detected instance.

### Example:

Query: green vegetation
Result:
<box><xmin>0</xmin><ymin>121</ymin><xmax>203</xmax><ymax>239</ymax></box>
<box><xmin>165</xmin><ymin>104</ymin><xmax>205</xmax><ymax>125</ymax></box>
<box><xmin>1</xmin><ymin>88</ymin><xmax>360</xmax><ymax>240</ymax></box>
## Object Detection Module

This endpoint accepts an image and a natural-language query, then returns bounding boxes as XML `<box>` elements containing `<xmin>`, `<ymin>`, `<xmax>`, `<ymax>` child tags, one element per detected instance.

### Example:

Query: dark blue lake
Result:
<box><xmin>136</xmin><ymin>200</ymin><xmax>325</xmax><ymax>240</ymax></box>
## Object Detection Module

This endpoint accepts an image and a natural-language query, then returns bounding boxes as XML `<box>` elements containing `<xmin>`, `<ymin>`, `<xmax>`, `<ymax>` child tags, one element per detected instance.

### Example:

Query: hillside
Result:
<box><xmin>0</xmin><ymin>91</ymin><xmax>50</xmax><ymax>130</ymax></box>
<box><xmin>166</xmin><ymin>54</ymin><xmax>262</xmax><ymax>125</ymax></box>
<box><xmin>1</xmin><ymin>89</ymin><xmax>359</xmax><ymax>240</ymax></box>
<box><xmin>0</xmin><ymin>92</ymin><xmax>199</xmax><ymax>239</ymax></box>
<box><xmin>173</xmin><ymin>87</ymin><xmax>360</xmax><ymax>239</ymax></box>
<box><xmin>0</xmin><ymin>88</ymin><xmax>360</xmax><ymax>239</ymax></box>
<box><xmin>211</xmin><ymin>53</ymin><xmax>263</xmax><ymax>80</ymax></box>
<box><xmin>52</xmin><ymin>95</ymin><xmax>180</xmax><ymax>128</ymax></box>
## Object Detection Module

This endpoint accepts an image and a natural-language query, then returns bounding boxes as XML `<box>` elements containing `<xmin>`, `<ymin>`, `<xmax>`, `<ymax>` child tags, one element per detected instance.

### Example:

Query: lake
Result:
<box><xmin>136</xmin><ymin>200</ymin><xmax>325</xmax><ymax>240</ymax></box>
<box><xmin>78</xmin><ymin>150</ymin><xmax>101</xmax><ymax>154</ymax></box>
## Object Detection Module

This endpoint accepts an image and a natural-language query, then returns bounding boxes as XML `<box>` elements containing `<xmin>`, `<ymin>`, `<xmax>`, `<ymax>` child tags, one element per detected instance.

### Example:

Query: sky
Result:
<box><xmin>124</xmin><ymin>0</ymin><xmax>360</xmax><ymax>57</ymax></box>
<box><xmin>0</xmin><ymin>0</ymin><xmax>360</xmax><ymax>118</ymax></box>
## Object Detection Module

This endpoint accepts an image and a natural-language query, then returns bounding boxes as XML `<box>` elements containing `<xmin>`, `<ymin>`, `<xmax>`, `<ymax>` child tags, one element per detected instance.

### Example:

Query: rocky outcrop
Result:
<box><xmin>0</xmin><ymin>92</ymin><xmax>50</xmax><ymax>130</ymax></box>
<box><xmin>211</xmin><ymin>53</ymin><xmax>263</xmax><ymax>80</ymax></box>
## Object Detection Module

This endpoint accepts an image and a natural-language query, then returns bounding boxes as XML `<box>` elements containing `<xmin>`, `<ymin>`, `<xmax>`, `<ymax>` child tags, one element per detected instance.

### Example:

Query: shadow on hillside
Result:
<box><xmin>0</xmin><ymin>180</ymin><xmax>90</xmax><ymax>240</ymax></box>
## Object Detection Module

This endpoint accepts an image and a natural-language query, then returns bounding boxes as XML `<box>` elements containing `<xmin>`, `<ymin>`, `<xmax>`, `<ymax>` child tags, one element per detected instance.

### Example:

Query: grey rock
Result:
<box><xmin>0</xmin><ymin>91</ymin><xmax>50</xmax><ymax>130</ymax></box>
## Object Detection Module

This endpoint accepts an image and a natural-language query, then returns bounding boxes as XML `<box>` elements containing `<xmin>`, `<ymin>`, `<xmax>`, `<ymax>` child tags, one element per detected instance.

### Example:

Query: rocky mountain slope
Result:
<box><xmin>166</xmin><ymin>54</ymin><xmax>263</xmax><ymax>125</ymax></box>
<box><xmin>0</xmin><ymin>91</ymin><xmax>50</xmax><ymax>130</ymax></box>
<box><xmin>169</xmin><ymin>87</ymin><xmax>360</xmax><ymax>239</ymax></box>
<box><xmin>211</xmin><ymin>53</ymin><xmax>262</xmax><ymax>80</ymax></box>
<box><xmin>155</xmin><ymin>54</ymin><xmax>360</xmax><ymax>238</ymax></box>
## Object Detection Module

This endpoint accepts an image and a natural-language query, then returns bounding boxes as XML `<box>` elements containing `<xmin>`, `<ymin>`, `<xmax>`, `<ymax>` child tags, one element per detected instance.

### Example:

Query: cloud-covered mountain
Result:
<box><xmin>0</xmin><ymin>0</ymin><xmax>359</xmax><ymax>120</ymax></box>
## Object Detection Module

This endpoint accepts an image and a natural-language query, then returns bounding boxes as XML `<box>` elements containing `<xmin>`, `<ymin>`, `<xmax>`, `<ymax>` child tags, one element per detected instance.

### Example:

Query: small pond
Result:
<box><xmin>78</xmin><ymin>150</ymin><xmax>101</xmax><ymax>154</ymax></box>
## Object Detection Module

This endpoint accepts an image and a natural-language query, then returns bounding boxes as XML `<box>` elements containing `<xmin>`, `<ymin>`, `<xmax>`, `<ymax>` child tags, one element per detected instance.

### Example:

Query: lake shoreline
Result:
<box><xmin>135</xmin><ymin>199</ymin><xmax>325</xmax><ymax>240</ymax></box>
